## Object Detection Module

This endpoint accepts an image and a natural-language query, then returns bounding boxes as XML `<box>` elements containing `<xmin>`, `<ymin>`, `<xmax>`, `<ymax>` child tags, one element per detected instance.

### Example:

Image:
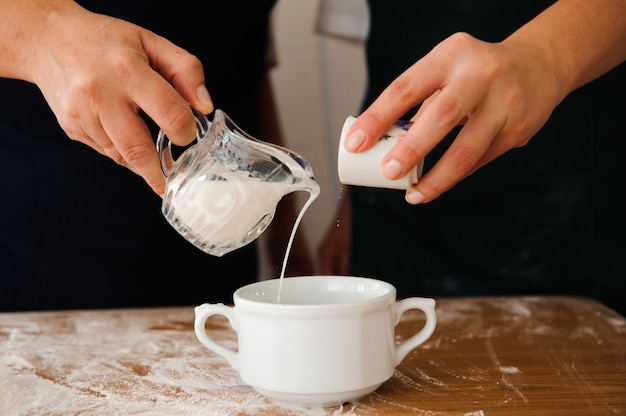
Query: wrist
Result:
<box><xmin>504</xmin><ymin>0</ymin><xmax>626</xmax><ymax>99</ymax></box>
<box><xmin>0</xmin><ymin>0</ymin><xmax>86</xmax><ymax>82</ymax></box>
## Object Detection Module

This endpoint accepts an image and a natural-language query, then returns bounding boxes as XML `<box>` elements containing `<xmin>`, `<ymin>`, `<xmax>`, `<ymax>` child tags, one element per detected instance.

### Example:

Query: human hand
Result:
<box><xmin>343</xmin><ymin>32</ymin><xmax>564</xmax><ymax>204</ymax></box>
<box><xmin>27</xmin><ymin>3</ymin><xmax>213</xmax><ymax>195</ymax></box>
<box><xmin>318</xmin><ymin>191</ymin><xmax>351</xmax><ymax>276</ymax></box>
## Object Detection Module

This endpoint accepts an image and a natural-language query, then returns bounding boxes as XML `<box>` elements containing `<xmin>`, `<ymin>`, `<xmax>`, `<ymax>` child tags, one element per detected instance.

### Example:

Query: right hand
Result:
<box><xmin>10</xmin><ymin>2</ymin><xmax>214</xmax><ymax>195</ymax></box>
<box><xmin>343</xmin><ymin>32</ymin><xmax>563</xmax><ymax>205</ymax></box>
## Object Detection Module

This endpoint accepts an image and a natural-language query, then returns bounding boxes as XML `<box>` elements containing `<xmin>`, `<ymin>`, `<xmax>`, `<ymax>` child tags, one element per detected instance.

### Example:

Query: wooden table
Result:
<box><xmin>1</xmin><ymin>296</ymin><xmax>624</xmax><ymax>415</ymax></box>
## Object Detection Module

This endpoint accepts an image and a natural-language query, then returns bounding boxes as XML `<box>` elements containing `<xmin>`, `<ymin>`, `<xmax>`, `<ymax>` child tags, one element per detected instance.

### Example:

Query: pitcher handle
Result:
<box><xmin>194</xmin><ymin>303</ymin><xmax>239</xmax><ymax>372</ymax></box>
<box><xmin>156</xmin><ymin>108</ymin><xmax>211</xmax><ymax>177</ymax></box>
<box><xmin>393</xmin><ymin>297</ymin><xmax>437</xmax><ymax>366</ymax></box>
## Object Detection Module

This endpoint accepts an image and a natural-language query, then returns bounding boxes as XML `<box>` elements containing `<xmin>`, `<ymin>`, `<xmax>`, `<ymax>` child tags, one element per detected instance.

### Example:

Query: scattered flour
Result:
<box><xmin>0</xmin><ymin>308</ymin><xmax>433</xmax><ymax>416</ymax></box>
<box><xmin>499</xmin><ymin>366</ymin><xmax>521</xmax><ymax>375</ymax></box>
<box><xmin>4</xmin><ymin>296</ymin><xmax>618</xmax><ymax>415</ymax></box>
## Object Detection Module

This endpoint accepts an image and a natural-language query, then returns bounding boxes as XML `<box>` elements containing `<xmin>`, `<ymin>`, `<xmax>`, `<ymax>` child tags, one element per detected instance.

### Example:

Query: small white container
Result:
<box><xmin>338</xmin><ymin>116</ymin><xmax>424</xmax><ymax>190</ymax></box>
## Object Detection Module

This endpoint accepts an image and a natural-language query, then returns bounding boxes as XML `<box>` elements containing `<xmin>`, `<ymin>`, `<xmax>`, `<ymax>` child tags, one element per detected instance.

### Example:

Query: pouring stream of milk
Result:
<box><xmin>276</xmin><ymin>184</ymin><xmax>319</xmax><ymax>303</ymax></box>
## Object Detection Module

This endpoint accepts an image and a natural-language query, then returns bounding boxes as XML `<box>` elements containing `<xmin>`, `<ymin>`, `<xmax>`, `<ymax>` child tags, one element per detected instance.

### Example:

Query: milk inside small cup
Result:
<box><xmin>338</xmin><ymin>116</ymin><xmax>424</xmax><ymax>190</ymax></box>
<box><xmin>194</xmin><ymin>276</ymin><xmax>436</xmax><ymax>407</ymax></box>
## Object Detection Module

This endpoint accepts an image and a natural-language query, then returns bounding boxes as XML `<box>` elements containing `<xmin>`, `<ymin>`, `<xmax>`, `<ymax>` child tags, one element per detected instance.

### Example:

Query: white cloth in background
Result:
<box><xmin>315</xmin><ymin>0</ymin><xmax>369</xmax><ymax>41</ymax></box>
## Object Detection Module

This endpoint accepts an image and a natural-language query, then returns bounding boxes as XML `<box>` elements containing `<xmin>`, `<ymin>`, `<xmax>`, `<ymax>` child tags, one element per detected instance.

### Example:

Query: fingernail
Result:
<box><xmin>406</xmin><ymin>190</ymin><xmax>426</xmax><ymax>204</ymax></box>
<box><xmin>197</xmin><ymin>85</ymin><xmax>213</xmax><ymax>111</ymax></box>
<box><xmin>345</xmin><ymin>129</ymin><xmax>366</xmax><ymax>152</ymax></box>
<box><xmin>382</xmin><ymin>159</ymin><xmax>403</xmax><ymax>179</ymax></box>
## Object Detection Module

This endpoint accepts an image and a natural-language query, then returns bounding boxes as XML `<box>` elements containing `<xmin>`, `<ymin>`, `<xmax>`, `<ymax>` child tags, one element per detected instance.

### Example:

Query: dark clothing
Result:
<box><xmin>0</xmin><ymin>0</ymin><xmax>276</xmax><ymax>311</ymax></box>
<box><xmin>351</xmin><ymin>0</ymin><xmax>626</xmax><ymax>315</ymax></box>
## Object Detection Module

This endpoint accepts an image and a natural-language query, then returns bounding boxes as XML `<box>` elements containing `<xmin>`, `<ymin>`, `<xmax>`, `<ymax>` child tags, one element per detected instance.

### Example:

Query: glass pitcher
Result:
<box><xmin>156</xmin><ymin>109</ymin><xmax>319</xmax><ymax>257</ymax></box>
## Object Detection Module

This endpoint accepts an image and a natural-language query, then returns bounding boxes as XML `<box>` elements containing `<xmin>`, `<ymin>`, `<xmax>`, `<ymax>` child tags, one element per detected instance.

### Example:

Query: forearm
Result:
<box><xmin>0</xmin><ymin>0</ymin><xmax>210</xmax><ymax>195</ymax></box>
<box><xmin>0</xmin><ymin>0</ymin><xmax>86</xmax><ymax>81</ymax></box>
<box><xmin>505</xmin><ymin>0</ymin><xmax>626</xmax><ymax>100</ymax></box>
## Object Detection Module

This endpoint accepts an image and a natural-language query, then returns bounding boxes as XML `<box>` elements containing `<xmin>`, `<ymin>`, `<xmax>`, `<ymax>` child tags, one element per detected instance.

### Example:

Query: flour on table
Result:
<box><xmin>0</xmin><ymin>308</ymin><xmax>423</xmax><ymax>416</ymax></box>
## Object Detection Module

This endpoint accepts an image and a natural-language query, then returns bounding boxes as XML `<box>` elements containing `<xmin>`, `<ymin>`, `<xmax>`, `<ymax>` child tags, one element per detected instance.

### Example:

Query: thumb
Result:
<box><xmin>144</xmin><ymin>32</ymin><xmax>214</xmax><ymax>114</ymax></box>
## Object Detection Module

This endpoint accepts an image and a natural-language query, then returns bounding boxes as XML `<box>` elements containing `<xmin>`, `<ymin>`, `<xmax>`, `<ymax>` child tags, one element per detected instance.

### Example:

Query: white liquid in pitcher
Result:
<box><xmin>169</xmin><ymin>177</ymin><xmax>293</xmax><ymax>247</ymax></box>
<box><xmin>168</xmin><ymin>170</ymin><xmax>319</xmax><ymax>300</ymax></box>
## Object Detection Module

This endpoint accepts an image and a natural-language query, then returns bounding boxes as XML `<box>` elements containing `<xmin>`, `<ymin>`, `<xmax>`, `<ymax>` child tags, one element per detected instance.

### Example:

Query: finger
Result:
<box><xmin>124</xmin><ymin>63</ymin><xmax>197</xmax><ymax>148</ymax></box>
<box><xmin>65</xmin><ymin>114</ymin><xmax>148</xmax><ymax>184</ymax></box>
<box><xmin>66</xmin><ymin>128</ymin><xmax>107</xmax><ymax>157</ymax></box>
<box><xmin>144</xmin><ymin>32</ymin><xmax>213</xmax><ymax>114</ymax></box>
<box><xmin>344</xmin><ymin>55</ymin><xmax>446</xmax><ymax>153</ymax></box>
<box><xmin>405</xmin><ymin>104</ymin><xmax>506</xmax><ymax>204</ymax></box>
<box><xmin>380</xmin><ymin>72</ymin><xmax>489</xmax><ymax>181</ymax></box>
<box><xmin>99</xmin><ymin>104</ymin><xmax>166</xmax><ymax>195</ymax></box>
<box><xmin>410</xmin><ymin>91</ymin><xmax>468</xmax><ymax>129</ymax></box>
<box><xmin>410</xmin><ymin>90</ymin><xmax>439</xmax><ymax>122</ymax></box>
<box><xmin>86</xmin><ymin>123</ymin><xmax>127</xmax><ymax>167</ymax></box>
<box><xmin>62</xmin><ymin>108</ymin><xmax>127</xmax><ymax>165</ymax></box>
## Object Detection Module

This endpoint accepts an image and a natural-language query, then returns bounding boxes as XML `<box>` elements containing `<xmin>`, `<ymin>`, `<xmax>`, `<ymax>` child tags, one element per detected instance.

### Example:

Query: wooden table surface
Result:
<box><xmin>1</xmin><ymin>296</ymin><xmax>624</xmax><ymax>415</ymax></box>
